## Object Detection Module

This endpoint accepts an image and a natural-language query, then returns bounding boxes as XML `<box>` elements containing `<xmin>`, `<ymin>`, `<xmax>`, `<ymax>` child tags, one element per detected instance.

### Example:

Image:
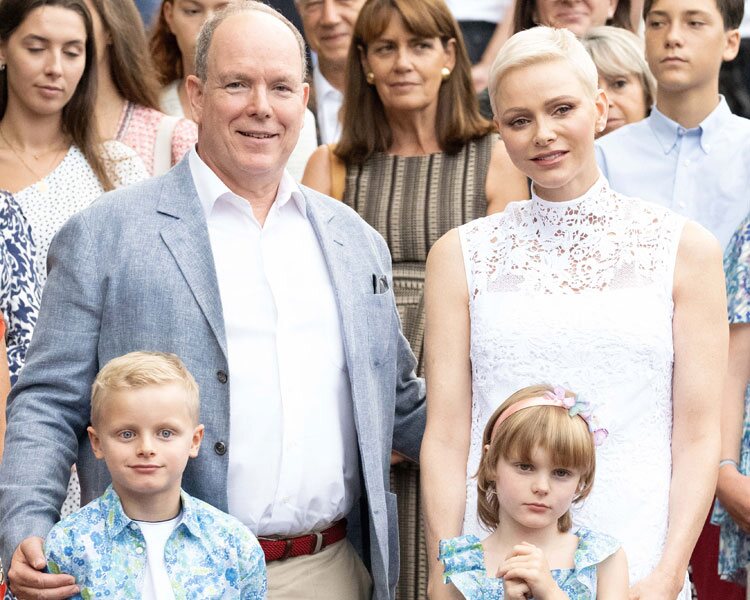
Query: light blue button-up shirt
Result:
<box><xmin>44</xmin><ymin>485</ymin><xmax>266</xmax><ymax>599</ymax></box>
<box><xmin>596</xmin><ymin>98</ymin><xmax>750</xmax><ymax>248</ymax></box>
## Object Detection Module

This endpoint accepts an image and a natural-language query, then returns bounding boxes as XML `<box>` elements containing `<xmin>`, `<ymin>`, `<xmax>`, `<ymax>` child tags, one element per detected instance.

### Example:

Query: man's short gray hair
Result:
<box><xmin>194</xmin><ymin>0</ymin><xmax>308</xmax><ymax>82</ymax></box>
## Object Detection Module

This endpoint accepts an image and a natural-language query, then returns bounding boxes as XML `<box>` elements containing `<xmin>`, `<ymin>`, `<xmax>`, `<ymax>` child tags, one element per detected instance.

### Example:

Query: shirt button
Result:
<box><xmin>135</xmin><ymin>547</ymin><xmax>144</xmax><ymax>554</ymax></box>
<box><xmin>214</xmin><ymin>441</ymin><xmax>227</xmax><ymax>455</ymax></box>
<box><xmin>216</xmin><ymin>370</ymin><xmax>228</xmax><ymax>384</ymax></box>
<box><xmin>129</xmin><ymin>523</ymin><xmax>138</xmax><ymax>530</ymax></box>
<box><xmin>684</xmin><ymin>159</ymin><xmax>691</xmax><ymax>166</ymax></box>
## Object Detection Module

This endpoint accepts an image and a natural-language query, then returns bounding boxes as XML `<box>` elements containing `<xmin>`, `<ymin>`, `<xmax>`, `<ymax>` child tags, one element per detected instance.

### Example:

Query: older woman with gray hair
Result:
<box><xmin>581</xmin><ymin>26</ymin><xmax>656</xmax><ymax>136</ymax></box>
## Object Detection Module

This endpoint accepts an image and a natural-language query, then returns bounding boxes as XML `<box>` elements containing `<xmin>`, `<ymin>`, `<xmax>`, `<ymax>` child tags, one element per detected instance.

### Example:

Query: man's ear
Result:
<box><xmin>185</xmin><ymin>75</ymin><xmax>204</xmax><ymax>124</ymax></box>
<box><xmin>722</xmin><ymin>28</ymin><xmax>741</xmax><ymax>62</ymax></box>
<box><xmin>88</xmin><ymin>426</ymin><xmax>105</xmax><ymax>459</ymax></box>
<box><xmin>189</xmin><ymin>424</ymin><xmax>205</xmax><ymax>458</ymax></box>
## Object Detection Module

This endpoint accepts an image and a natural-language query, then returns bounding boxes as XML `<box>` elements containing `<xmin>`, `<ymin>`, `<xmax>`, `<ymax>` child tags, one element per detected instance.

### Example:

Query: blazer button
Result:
<box><xmin>214</xmin><ymin>441</ymin><xmax>227</xmax><ymax>455</ymax></box>
<box><xmin>216</xmin><ymin>370</ymin><xmax>228</xmax><ymax>384</ymax></box>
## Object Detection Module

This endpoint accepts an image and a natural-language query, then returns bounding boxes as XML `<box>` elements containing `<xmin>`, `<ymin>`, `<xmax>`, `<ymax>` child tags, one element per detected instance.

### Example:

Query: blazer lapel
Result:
<box><xmin>157</xmin><ymin>160</ymin><xmax>228</xmax><ymax>360</ymax></box>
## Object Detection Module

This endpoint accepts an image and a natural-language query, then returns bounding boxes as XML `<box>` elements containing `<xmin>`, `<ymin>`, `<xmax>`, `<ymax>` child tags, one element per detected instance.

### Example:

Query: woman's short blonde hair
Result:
<box><xmin>488</xmin><ymin>26</ymin><xmax>599</xmax><ymax>117</ymax></box>
<box><xmin>581</xmin><ymin>26</ymin><xmax>656</xmax><ymax>110</ymax></box>
<box><xmin>91</xmin><ymin>351</ymin><xmax>200</xmax><ymax>426</ymax></box>
<box><xmin>476</xmin><ymin>384</ymin><xmax>597</xmax><ymax>533</ymax></box>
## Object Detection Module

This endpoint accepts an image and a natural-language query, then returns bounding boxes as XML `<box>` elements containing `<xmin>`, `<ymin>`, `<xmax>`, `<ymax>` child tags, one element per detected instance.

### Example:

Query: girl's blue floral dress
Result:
<box><xmin>711</xmin><ymin>214</ymin><xmax>750</xmax><ymax>584</ymax></box>
<box><xmin>438</xmin><ymin>527</ymin><xmax>620</xmax><ymax>599</ymax></box>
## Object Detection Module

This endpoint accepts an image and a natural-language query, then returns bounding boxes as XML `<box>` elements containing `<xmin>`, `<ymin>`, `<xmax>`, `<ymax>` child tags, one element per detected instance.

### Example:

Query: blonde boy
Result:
<box><xmin>44</xmin><ymin>352</ymin><xmax>266</xmax><ymax>599</ymax></box>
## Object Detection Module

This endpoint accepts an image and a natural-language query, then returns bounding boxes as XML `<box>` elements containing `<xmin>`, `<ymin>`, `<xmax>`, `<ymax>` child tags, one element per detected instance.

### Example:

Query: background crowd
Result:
<box><xmin>0</xmin><ymin>0</ymin><xmax>748</xmax><ymax>598</ymax></box>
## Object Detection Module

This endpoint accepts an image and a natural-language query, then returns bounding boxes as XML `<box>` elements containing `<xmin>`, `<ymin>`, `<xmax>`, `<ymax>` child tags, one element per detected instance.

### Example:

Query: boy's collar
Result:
<box><xmin>101</xmin><ymin>485</ymin><xmax>203</xmax><ymax>540</ymax></box>
<box><xmin>649</xmin><ymin>96</ymin><xmax>732</xmax><ymax>155</ymax></box>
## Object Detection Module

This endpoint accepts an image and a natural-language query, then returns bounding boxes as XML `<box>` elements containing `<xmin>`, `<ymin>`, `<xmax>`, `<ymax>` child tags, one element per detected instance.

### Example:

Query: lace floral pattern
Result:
<box><xmin>458</xmin><ymin>178</ymin><xmax>686</xmax><ymax>591</ymax></box>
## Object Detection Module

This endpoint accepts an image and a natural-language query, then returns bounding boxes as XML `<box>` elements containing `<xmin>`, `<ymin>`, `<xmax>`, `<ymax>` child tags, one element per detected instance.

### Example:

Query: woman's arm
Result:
<box><xmin>596</xmin><ymin>548</ymin><xmax>629</xmax><ymax>600</ymax></box>
<box><xmin>630</xmin><ymin>221</ymin><xmax>727</xmax><ymax>599</ymax></box>
<box><xmin>715</xmin><ymin>323</ymin><xmax>750</xmax><ymax>530</ymax></box>
<box><xmin>301</xmin><ymin>145</ymin><xmax>333</xmax><ymax>197</ymax></box>
<box><xmin>485</xmin><ymin>139</ymin><xmax>530</xmax><ymax>214</ymax></box>
<box><xmin>0</xmin><ymin>334</ymin><xmax>8</xmax><ymax>462</ymax></box>
<box><xmin>470</xmin><ymin>7</ymin><xmax>515</xmax><ymax>91</ymax></box>
<box><xmin>422</xmin><ymin>230</ymin><xmax>473</xmax><ymax>599</ymax></box>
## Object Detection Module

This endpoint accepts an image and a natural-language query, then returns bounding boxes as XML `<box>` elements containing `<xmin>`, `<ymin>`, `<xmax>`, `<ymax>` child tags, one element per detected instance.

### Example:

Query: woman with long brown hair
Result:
<box><xmin>84</xmin><ymin>0</ymin><xmax>196</xmax><ymax>175</ymax></box>
<box><xmin>0</xmin><ymin>0</ymin><xmax>147</xmax><ymax>285</ymax></box>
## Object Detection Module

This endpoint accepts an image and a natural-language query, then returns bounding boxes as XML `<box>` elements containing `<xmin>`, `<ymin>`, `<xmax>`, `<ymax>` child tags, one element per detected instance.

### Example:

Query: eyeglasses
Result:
<box><xmin>299</xmin><ymin>0</ymin><xmax>358</xmax><ymax>16</ymax></box>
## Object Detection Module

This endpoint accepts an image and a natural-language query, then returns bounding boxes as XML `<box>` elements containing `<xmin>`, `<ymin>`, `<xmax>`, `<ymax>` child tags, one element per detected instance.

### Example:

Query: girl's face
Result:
<box><xmin>494</xmin><ymin>59</ymin><xmax>607</xmax><ymax>201</ymax></box>
<box><xmin>163</xmin><ymin>0</ymin><xmax>231</xmax><ymax>76</ymax></box>
<box><xmin>493</xmin><ymin>445</ymin><xmax>582</xmax><ymax>531</ymax></box>
<box><xmin>0</xmin><ymin>5</ymin><xmax>87</xmax><ymax>118</ymax></box>
<box><xmin>597</xmin><ymin>72</ymin><xmax>647</xmax><ymax>136</ymax></box>
<box><xmin>533</xmin><ymin>0</ymin><xmax>618</xmax><ymax>36</ymax></box>
<box><xmin>361</xmin><ymin>13</ymin><xmax>455</xmax><ymax>117</ymax></box>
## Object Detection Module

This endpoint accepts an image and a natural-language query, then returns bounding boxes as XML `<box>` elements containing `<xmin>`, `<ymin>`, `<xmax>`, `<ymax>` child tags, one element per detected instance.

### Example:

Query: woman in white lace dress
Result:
<box><xmin>421</xmin><ymin>27</ymin><xmax>727</xmax><ymax>600</ymax></box>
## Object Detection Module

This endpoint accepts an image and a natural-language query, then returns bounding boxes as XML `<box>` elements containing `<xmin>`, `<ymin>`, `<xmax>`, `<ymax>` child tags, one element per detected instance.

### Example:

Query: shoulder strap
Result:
<box><xmin>328</xmin><ymin>143</ymin><xmax>346</xmax><ymax>201</ymax></box>
<box><xmin>153</xmin><ymin>115</ymin><xmax>181</xmax><ymax>176</ymax></box>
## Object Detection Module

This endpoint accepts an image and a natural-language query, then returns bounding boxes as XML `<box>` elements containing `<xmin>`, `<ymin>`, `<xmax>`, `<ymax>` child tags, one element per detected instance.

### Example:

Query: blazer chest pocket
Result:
<box><xmin>365</xmin><ymin>293</ymin><xmax>394</xmax><ymax>367</ymax></box>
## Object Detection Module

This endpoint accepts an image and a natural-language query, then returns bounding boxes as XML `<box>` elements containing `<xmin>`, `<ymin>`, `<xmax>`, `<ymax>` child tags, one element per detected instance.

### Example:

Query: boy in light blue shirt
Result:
<box><xmin>596</xmin><ymin>0</ymin><xmax>750</xmax><ymax>248</ymax></box>
<box><xmin>44</xmin><ymin>351</ymin><xmax>266</xmax><ymax>599</ymax></box>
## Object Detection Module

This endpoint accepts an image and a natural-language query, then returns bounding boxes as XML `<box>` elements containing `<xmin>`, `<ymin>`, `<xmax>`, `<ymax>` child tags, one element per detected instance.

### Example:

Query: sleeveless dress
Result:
<box><xmin>343</xmin><ymin>133</ymin><xmax>496</xmax><ymax>599</ymax></box>
<box><xmin>439</xmin><ymin>527</ymin><xmax>620</xmax><ymax>599</ymax></box>
<box><xmin>458</xmin><ymin>177</ymin><xmax>689</xmax><ymax>596</ymax></box>
<box><xmin>711</xmin><ymin>214</ymin><xmax>750</xmax><ymax>584</ymax></box>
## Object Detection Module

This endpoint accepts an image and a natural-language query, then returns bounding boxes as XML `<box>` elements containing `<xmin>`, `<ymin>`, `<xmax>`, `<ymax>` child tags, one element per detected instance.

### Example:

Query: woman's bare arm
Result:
<box><xmin>422</xmin><ymin>230</ymin><xmax>473</xmax><ymax>599</ymax></box>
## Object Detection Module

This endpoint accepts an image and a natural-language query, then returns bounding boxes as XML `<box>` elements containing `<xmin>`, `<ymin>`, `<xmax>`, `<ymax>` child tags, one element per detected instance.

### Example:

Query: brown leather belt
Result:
<box><xmin>259</xmin><ymin>519</ymin><xmax>347</xmax><ymax>562</ymax></box>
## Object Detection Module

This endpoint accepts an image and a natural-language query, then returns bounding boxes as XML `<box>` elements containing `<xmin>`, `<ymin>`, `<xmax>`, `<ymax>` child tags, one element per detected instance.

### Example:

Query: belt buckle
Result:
<box><xmin>311</xmin><ymin>531</ymin><xmax>324</xmax><ymax>554</ymax></box>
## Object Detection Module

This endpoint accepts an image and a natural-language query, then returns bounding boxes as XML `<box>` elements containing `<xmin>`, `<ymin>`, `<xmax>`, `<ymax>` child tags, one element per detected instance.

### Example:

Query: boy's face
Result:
<box><xmin>88</xmin><ymin>383</ymin><xmax>204</xmax><ymax>510</ymax></box>
<box><xmin>644</xmin><ymin>0</ymin><xmax>740</xmax><ymax>94</ymax></box>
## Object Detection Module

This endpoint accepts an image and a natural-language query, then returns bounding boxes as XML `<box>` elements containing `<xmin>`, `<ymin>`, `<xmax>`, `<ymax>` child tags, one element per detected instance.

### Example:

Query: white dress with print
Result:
<box><xmin>458</xmin><ymin>177</ymin><xmax>689</xmax><ymax>597</ymax></box>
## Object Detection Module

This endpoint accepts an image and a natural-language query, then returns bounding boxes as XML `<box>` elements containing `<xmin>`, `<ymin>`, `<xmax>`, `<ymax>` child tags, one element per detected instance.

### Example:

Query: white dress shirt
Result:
<box><xmin>596</xmin><ymin>98</ymin><xmax>750</xmax><ymax>248</ymax></box>
<box><xmin>189</xmin><ymin>149</ymin><xmax>359</xmax><ymax>536</ymax></box>
<box><xmin>313</xmin><ymin>66</ymin><xmax>344</xmax><ymax>145</ymax></box>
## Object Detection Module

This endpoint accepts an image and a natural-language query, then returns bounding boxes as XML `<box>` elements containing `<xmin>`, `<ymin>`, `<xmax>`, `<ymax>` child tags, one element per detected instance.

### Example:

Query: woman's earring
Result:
<box><xmin>0</xmin><ymin>64</ymin><xmax>5</xmax><ymax>71</ymax></box>
<box><xmin>366</xmin><ymin>71</ymin><xmax>375</xmax><ymax>85</ymax></box>
<box><xmin>441</xmin><ymin>67</ymin><xmax>451</xmax><ymax>81</ymax></box>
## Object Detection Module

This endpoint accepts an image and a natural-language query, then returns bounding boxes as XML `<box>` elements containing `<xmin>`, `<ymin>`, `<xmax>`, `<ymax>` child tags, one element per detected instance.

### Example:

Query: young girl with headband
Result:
<box><xmin>439</xmin><ymin>384</ymin><xmax>628</xmax><ymax>599</ymax></box>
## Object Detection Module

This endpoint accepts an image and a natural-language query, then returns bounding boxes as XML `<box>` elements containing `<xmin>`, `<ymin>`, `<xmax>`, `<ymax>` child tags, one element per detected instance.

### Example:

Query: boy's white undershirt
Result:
<box><xmin>135</xmin><ymin>513</ymin><xmax>182</xmax><ymax>600</ymax></box>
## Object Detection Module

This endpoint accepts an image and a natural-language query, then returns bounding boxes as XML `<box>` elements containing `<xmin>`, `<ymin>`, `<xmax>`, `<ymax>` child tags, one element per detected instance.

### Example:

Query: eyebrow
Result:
<box><xmin>501</xmin><ymin>95</ymin><xmax>578</xmax><ymax>116</ymax></box>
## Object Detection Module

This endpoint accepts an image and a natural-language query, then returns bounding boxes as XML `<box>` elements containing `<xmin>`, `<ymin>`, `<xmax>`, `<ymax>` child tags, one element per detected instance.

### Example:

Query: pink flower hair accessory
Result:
<box><xmin>490</xmin><ymin>386</ymin><xmax>608</xmax><ymax>446</ymax></box>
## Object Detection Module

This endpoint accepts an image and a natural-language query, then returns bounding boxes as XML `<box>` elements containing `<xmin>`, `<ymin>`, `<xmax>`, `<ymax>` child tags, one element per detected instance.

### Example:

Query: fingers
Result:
<box><xmin>9</xmin><ymin>538</ymin><xmax>78</xmax><ymax>600</ymax></box>
<box><xmin>504</xmin><ymin>542</ymin><xmax>538</xmax><ymax>559</ymax></box>
<box><xmin>12</xmin><ymin>582</ymin><xmax>82</xmax><ymax>600</ymax></box>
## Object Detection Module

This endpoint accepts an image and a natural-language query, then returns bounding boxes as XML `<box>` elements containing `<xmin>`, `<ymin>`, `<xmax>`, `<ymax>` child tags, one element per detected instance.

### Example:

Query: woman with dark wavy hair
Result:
<box><xmin>0</xmin><ymin>0</ymin><xmax>147</xmax><ymax>286</ymax></box>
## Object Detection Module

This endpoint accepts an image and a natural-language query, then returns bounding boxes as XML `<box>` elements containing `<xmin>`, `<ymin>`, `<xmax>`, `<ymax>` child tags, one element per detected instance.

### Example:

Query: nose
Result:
<box><xmin>533</xmin><ymin>117</ymin><xmax>556</xmax><ymax>146</ymax></box>
<box><xmin>664</xmin><ymin>21</ymin><xmax>684</xmax><ymax>47</ymax></box>
<box><xmin>137</xmin><ymin>436</ymin><xmax>156</xmax><ymax>457</ymax></box>
<box><xmin>532</xmin><ymin>472</ymin><xmax>550</xmax><ymax>495</ymax></box>
<box><xmin>321</xmin><ymin>0</ymin><xmax>341</xmax><ymax>25</ymax></box>
<box><xmin>394</xmin><ymin>46</ymin><xmax>413</xmax><ymax>72</ymax></box>
<box><xmin>246</xmin><ymin>86</ymin><xmax>272</xmax><ymax>119</ymax></box>
<box><xmin>44</xmin><ymin>49</ymin><xmax>63</xmax><ymax>78</ymax></box>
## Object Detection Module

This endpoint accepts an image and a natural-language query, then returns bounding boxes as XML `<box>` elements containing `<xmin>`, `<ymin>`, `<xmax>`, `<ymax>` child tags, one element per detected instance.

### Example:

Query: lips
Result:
<box><xmin>130</xmin><ymin>464</ymin><xmax>161</xmax><ymax>473</ymax></box>
<box><xmin>531</xmin><ymin>150</ymin><xmax>568</xmax><ymax>165</ymax></box>
<box><xmin>524</xmin><ymin>502</ymin><xmax>551</xmax><ymax>512</ymax></box>
<box><xmin>661</xmin><ymin>56</ymin><xmax>687</xmax><ymax>64</ymax></box>
<box><xmin>238</xmin><ymin>131</ymin><xmax>278</xmax><ymax>139</ymax></box>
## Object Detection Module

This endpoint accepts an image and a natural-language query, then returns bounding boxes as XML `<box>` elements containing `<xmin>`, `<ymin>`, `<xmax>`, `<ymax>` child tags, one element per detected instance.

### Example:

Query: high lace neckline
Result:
<box><xmin>527</xmin><ymin>176</ymin><xmax>611</xmax><ymax>232</ymax></box>
<box><xmin>530</xmin><ymin>175</ymin><xmax>608</xmax><ymax>208</ymax></box>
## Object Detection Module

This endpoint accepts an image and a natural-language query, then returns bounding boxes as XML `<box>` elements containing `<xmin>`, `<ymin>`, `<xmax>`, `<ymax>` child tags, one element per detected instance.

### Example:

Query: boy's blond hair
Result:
<box><xmin>476</xmin><ymin>384</ymin><xmax>596</xmax><ymax>533</ymax></box>
<box><xmin>91</xmin><ymin>351</ymin><xmax>200</xmax><ymax>426</ymax></box>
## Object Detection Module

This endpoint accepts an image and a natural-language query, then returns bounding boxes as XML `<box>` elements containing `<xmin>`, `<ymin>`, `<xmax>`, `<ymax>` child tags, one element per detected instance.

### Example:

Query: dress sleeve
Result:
<box><xmin>438</xmin><ymin>535</ymin><xmax>485</xmax><ymax>583</ymax></box>
<box><xmin>724</xmin><ymin>215</ymin><xmax>750</xmax><ymax>325</ymax></box>
<box><xmin>569</xmin><ymin>527</ymin><xmax>622</xmax><ymax>596</ymax></box>
<box><xmin>170</xmin><ymin>119</ymin><xmax>198</xmax><ymax>166</ymax></box>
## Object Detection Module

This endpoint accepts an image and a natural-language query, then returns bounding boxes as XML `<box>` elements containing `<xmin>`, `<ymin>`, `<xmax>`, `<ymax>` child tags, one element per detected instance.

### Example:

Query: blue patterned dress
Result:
<box><xmin>439</xmin><ymin>527</ymin><xmax>621</xmax><ymax>599</ymax></box>
<box><xmin>0</xmin><ymin>190</ymin><xmax>40</xmax><ymax>383</ymax></box>
<box><xmin>711</xmin><ymin>214</ymin><xmax>750</xmax><ymax>584</ymax></box>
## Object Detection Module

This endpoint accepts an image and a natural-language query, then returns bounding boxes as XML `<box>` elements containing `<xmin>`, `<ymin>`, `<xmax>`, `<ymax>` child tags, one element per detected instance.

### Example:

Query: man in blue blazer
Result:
<box><xmin>0</xmin><ymin>3</ymin><xmax>425</xmax><ymax>599</ymax></box>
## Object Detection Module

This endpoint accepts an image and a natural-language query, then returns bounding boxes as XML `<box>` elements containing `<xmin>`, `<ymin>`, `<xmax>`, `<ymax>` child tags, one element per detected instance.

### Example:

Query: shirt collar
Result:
<box><xmin>188</xmin><ymin>146</ymin><xmax>307</xmax><ymax>219</ymax></box>
<box><xmin>649</xmin><ymin>96</ymin><xmax>732</xmax><ymax>155</ymax></box>
<box><xmin>313</xmin><ymin>65</ymin><xmax>343</xmax><ymax>102</ymax></box>
<box><xmin>101</xmin><ymin>485</ymin><xmax>203</xmax><ymax>540</ymax></box>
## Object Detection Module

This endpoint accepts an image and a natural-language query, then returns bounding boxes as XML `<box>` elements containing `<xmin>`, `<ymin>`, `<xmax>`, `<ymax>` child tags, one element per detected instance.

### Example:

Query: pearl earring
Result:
<box><xmin>441</xmin><ymin>67</ymin><xmax>451</xmax><ymax>81</ymax></box>
<box><xmin>366</xmin><ymin>71</ymin><xmax>375</xmax><ymax>85</ymax></box>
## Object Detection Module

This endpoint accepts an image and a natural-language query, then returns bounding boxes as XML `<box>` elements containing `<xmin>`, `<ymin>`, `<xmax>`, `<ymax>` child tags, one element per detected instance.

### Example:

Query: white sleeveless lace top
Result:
<box><xmin>458</xmin><ymin>177</ymin><xmax>688</xmax><ymax>592</ymax></box>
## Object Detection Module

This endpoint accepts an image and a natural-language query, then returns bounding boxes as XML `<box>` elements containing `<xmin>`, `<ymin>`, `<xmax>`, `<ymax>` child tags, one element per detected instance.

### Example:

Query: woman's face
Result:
<box><xmin>533</xmin><ymin>0</ymin><xmax>618</xmax><ymax>36</ymax></box>
<box><xmin>494</xmin><ymin>59</ymin><xmax>607</xmax><ymax>201</ymax></box>
<box><xmin>163</xmin><ymin>0</ymin><xmax>230</xmax><ymax>75</ymax></box>
<box><xmin>597</xmin><ymin>72</ymin><xmax>647</xmax><ymax>136</ymax></box>
<box><xmin>0</xmin><ymin>5</ymin><xmax>87</xmax><ymax>118</ymax></box>
<box><xmin>361</xmin><ymin>13</ymin><xmax>455</xmax><ymax>118</ymax></box>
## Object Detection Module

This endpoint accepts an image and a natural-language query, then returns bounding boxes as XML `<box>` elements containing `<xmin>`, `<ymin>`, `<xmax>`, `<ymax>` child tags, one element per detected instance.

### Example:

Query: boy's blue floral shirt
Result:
<box><xmin>44</xmin><ymin>485</ymin><xmax>266</xmax><ymax>599</ymax></box>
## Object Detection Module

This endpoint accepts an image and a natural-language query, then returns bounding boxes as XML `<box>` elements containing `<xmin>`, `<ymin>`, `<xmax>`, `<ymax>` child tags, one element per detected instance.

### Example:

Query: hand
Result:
<box><xmin>629</xmin><ymin>568</ymin><xmax>683</xmax><ymax>600</ymax></box>
<box><xmin>470</xmin><ymin>63</ymin><xmax>490</xmax><ymax>93</ymax></box>
<box><xmin>716</xmin><ymin>466</ymin><xmax>750</xmax><ymax>533</ymax></box>
<box><xmin>8</xmin><ymin>537</ymin><xmax>79</xmax><ymax>600</ymax></box>
<box><xmin>503</xmin><ymin>576</ymin><xmax>532</xmax><ymax>600</ymax></box>
<box><xmin>390</xmin><ymin>450</ymin><xmax>406</xmax><ymax>465</ymax></box>
<box><xmin>497</xmin><ymin>542</ymin><xmax>564</xmax><ymax>600</ymax></box>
